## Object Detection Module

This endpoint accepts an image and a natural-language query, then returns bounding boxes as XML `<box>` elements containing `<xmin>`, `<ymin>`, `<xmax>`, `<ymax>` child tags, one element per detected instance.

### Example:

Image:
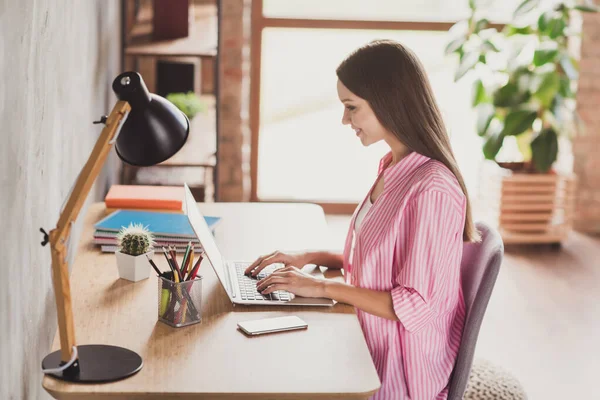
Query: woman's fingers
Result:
<box><xmin>261</xmin><ymin>284</ymin><xmax>287</xmax><ymax>295</ymax></box>
<box><xmin>244</xmin><ymin>250</ymin><xmax>278</xmax><ymax>276</ymax></box>
<box><xmin>250</xmin><ymin>254</ymin><xmax>281</xmax><ymax>276</ymax></box>
<box><xmin>256</xmin><ymin>275</ymin><xmax>288</xmax><ymax>292</ymax></box>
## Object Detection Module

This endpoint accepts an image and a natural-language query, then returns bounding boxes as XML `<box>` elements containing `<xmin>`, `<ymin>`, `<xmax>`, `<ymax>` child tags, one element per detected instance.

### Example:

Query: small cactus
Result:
<box><xmin>116</xmin><ymin>223</ymin><xmax>155</xmax><ymax>256</ymax></box>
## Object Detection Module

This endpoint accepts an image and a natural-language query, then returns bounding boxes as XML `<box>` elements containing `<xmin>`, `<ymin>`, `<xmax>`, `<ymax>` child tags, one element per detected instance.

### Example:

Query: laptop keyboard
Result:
<box><xmin>234</xmin><ymin>263</ymin><xmax>291</xmax><ymax>302</ymax></box>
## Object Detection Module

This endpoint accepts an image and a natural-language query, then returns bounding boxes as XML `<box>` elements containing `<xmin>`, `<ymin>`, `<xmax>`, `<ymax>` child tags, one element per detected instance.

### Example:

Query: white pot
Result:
<box><xmin>115</xmin><ymin>250</ymin><xmax>153</xmax><ymax>282</ymax></box>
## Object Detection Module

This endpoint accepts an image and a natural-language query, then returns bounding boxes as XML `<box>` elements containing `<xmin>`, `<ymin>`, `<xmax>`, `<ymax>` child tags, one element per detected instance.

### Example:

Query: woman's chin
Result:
<box><xmin>359</xmin><ymin>137</ymin><xmax>373</xmax><ymax>147</ymax></box>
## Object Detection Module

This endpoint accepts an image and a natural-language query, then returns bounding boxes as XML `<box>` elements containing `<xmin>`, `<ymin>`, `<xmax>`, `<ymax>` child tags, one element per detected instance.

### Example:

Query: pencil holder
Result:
<box><xmin>158</xmin><ymin>274</ymin><xmax>203</xmax><ymax>328</ymax></box>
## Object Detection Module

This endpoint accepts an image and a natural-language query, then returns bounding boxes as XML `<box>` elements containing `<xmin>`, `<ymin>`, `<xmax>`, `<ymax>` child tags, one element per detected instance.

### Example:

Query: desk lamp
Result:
<box><xmin>40</xmin><ymin>71</ymin><xmax>189</xmax><ymax>382</ymax></box>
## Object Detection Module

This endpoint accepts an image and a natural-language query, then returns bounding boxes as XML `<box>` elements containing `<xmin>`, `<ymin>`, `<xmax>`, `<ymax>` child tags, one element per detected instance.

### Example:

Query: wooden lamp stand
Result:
<box><xmin>40</xmin><ymin>101</ymin><xmax>144</xmax><ymax>382</ymax></box>
<box><xmin>40</xmin><ymin>71</ymin><xmax>189</xmax><ymax>382</ymax></box>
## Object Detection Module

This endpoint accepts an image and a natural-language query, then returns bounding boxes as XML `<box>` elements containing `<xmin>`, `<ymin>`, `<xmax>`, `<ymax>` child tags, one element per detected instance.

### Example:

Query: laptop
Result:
<box><xmin>183</xmin><ymin>184</ymin><xmax>334</xmax><ymax>307</ymax></box>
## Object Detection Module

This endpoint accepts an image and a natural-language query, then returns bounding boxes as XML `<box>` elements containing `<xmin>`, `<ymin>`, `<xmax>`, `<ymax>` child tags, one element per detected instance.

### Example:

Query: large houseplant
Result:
<box><xmin>446</xmin><ymin>0</ymin><xmax>597</xmax><ymax>243</ymax></box>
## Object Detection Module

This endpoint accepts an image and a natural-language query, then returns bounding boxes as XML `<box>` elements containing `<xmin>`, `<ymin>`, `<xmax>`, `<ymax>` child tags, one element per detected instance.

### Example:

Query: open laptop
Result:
<box><xmin>183</xmin><ymin>184</ymin><xmax>334</xmax><ymax>306</ymax></box>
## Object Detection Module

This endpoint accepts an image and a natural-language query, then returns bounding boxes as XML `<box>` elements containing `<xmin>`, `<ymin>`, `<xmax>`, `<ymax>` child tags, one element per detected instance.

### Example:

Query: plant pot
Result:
<box><xmin>477</xmin><ymin>161</ymin><xmax>577</xmax><ymax>245</ymax></box>
<box><xmin>116</xmin><ymin>251</ymin><xmax>154</xmax><ymax>282</ymax></box>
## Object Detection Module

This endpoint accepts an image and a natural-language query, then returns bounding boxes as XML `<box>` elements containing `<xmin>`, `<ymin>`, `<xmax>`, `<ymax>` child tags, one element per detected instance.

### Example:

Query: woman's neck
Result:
<box><xmin>389</xmin><ymin>146</ymin><xmax>411</xmax><ymax>166</ymax></box>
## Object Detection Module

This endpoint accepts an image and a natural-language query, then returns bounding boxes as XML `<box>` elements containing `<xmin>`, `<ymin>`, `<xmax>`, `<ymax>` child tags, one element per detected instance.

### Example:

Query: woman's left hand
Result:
<box><xmin>256</xmin><ymin>266</ymin><xmax>326</xmax><ymax>298</ymax></box>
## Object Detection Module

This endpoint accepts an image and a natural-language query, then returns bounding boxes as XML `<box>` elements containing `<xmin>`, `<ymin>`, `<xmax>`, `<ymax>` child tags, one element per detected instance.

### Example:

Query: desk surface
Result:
<box><xmin>43</xmin><ymin>203</ymin><xmax>380</xmax><ymax>399</ymax></box>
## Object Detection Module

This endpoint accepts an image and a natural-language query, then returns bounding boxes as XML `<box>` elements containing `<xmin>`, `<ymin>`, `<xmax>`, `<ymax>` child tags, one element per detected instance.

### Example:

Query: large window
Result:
<box><xmin>251</xmin><ymin>0</ymin><xmax>523</xmax><ymax>212</ymax></box>
<box><xmin>258</xmin><ymin>28</ymin><xmax>480</xmax><ymax>203</ymax></box>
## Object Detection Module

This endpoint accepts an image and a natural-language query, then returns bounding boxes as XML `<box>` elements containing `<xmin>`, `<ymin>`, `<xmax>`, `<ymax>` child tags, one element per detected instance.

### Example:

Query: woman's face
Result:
<box><xmin>337</xmin><ymin>79</ymin><xmax>389</xmax><ymax>147</ymax></box>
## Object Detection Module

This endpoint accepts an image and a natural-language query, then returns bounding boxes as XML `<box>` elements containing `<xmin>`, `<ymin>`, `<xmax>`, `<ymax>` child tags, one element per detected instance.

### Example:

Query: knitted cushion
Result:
<box><xmin>463</xmin><ymin>359</ymin><xmax>527</xmax><ymax>400</ymax></box>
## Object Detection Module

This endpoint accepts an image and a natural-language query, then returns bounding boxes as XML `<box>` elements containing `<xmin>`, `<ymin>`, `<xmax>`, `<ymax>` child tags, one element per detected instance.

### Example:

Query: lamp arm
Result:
<box><xmin>48</xmin><ymin>100</ymin><xmax>131</xmax><ymax>362</ymax></box>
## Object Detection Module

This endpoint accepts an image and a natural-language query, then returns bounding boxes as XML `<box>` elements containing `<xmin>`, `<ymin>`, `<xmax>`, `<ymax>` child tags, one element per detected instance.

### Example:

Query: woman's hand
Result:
<box><xmin>244</xmin><ymin>250</ymin><xmax>311</xmax><ymax>277</ymax></box>
<box><xmin>255</xmin><ymin>266</ymin><xmax>326</xmax><ymax>298</ymax></box>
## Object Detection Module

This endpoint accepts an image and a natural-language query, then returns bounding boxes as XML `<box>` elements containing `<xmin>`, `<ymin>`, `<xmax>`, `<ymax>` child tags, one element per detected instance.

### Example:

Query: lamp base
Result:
<box><xmin>42</xmin><ymin>344</ymin><xmax>142</xmax><ymax>383</ymax></box>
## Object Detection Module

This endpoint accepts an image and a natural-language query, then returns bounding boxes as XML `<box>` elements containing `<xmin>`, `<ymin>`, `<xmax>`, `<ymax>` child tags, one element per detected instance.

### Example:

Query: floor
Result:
<box><xmin>324</xmin><ymin>215</ymin><xmax>600</xmax><ymax>400</ymax></box>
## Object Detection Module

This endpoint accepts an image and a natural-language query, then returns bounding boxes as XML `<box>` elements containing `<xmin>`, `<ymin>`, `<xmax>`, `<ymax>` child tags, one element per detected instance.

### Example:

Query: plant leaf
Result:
<box><xmin>493</xmin><ymin>82</ymin><xmax>530</xmax><ymax>107</ymax></box>
<box><xmin>506</xmin><ymin>25</ymin><xmax>534</xmax><ymax>35</ymax></box>
<box><xmin>472</xmin><ymin>79</ymin><xmax>487</xmax><ymax>106</ymax></box>
<box><xmin>516</xmin><ymin>130</ymin><xmax>533</xmax><ymax>161</ymax></box>
<box><xmin>475</xmin><ymin>18</ymin><xmax>489</xmax><ymax>33</ymax></box>
<box><xmin>454</xmin><ymin>51</ymin><xmax>479</xmax><ymax>81</ymax></box>
<box><xmin>514</xmin><ymin>0</ymin><xmax>540</xmax><ymax>17</ymax></box>
<box><xmin>538</xmin><ymin>11</ymin><xmax>549</xmax><ymax>32</ymax></box>
<box><xmin>501</xmin><ymin>109</ymin><xmax>538</xmax><ymax>136</ymax></box>
<box><xmin>469</xmin><ymin>0</ymin><xmax>476</xmax><ymax>10</ymax></box>
<box><xmin>483</xmin><ymin>128</ymin><xmax>505</xmax><ymax>160</ymax></box>
<box><xmin>559</xmin><ymin>55</ymin><xmax>578</xmax><ymax>80</ymax></box>
<box><xmin>559</xmin><ymin>76</ymin><xmax>573</xmax><ymax>97</ymax></box>
<box><xmin>533</xmin><ymin>48</ymin><xmax>559</xmax><ymax>66</ymax></box>
<box><xmin>481</xmin><ymin>39</ymin><xmax>500</xmax><ymax>52</ymax></box>
<box><xmin>476</xmin><ymin>104</ymin><xmax>496</xmax><ymax>136</ymax></box>
<box><xmin>533</xmin><ymin>72</ymin><xmax>560</xmax><ymax>107</ymax></box>
<box><xmin>531</xmin><ymin>127</ymin><xmax>558</xmax><ymax>172</ymax></box>
<box><xmin>445</xmin><ymin>36</ymin><xmax>467</xmax><ymax>55</ymax></box>
<box><xmin>547</xmin><ymin>17</ymin><xmax>566</xmax><ymax>38</ymax></box>
<box><xmin>574</xmin><ymin>5</ymin><xmax>599</xmax><ymax>12</ymax></box>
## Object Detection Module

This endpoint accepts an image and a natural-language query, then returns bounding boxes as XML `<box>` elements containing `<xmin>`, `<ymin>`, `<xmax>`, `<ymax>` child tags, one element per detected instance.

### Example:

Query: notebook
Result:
<box><xmin>104</xmin><ymin>185</ymin><xmax>185</xmax><ymax>211</ymax></box>
<box><xmin>94</xmin><ymin>209</ymin><xmax>220</xmax><ymax>238</ymax></box>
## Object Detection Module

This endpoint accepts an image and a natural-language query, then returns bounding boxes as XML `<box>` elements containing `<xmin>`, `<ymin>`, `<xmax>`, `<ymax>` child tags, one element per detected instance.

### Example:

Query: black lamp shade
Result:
<box><xmin>112</xmin><ymin>71</ymin><xmax>189</xmax><ymax>166</ymax></box>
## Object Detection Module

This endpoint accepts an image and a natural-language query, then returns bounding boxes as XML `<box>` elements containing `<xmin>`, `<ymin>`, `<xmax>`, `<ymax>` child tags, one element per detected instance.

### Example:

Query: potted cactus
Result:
<box><xmin>115</xmin><ymin>223</ymin><xmax>155</xmax><ymax>282</ymax></box>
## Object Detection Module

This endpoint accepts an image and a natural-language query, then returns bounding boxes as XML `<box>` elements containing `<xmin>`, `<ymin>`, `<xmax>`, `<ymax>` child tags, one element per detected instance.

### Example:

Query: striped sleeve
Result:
<box><xmin>391</xmin><ymin>190</ymin><xmax>464</xmax><ymax>333</ymax></box>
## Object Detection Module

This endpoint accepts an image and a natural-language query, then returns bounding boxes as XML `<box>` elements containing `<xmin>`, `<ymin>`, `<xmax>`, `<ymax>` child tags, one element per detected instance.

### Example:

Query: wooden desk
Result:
<box><xmin>43</xmin><ymin>203</ymin><xmax>380</xmax><ymax>399</ymax></box>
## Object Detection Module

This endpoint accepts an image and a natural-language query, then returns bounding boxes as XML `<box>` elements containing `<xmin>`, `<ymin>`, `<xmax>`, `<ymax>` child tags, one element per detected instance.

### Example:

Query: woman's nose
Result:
<box><xmin>341</xmin><ymin>110</ymin><xmax>350</xmax><ymax>125</ymax></box>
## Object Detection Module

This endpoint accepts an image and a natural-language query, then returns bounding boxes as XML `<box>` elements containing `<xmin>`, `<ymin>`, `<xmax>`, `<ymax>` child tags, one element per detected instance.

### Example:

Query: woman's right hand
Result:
<box><xmin>244</xmin><ymin>250</ymin><xmax>311</xmax><ymax>277</ymax></box>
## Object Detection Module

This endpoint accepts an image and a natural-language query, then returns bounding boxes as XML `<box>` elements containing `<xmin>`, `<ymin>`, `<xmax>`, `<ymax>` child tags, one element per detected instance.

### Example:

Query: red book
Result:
<box><xmin>104</xmin><ymin>185</ymin><xmax>184</xmax><ymax>211</ymax></box>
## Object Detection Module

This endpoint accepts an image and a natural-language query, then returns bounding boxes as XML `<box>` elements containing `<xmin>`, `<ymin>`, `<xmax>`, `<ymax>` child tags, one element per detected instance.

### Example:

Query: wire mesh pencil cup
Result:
<box><xmin>158</xmin><ymin>274</ymin><xmax>203</xmax><ymax>328</ymax></box>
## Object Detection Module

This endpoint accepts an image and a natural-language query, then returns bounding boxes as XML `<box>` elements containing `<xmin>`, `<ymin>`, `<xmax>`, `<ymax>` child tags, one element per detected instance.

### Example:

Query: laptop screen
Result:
<box><xmin>183</xmin><ymin>184</ymin><xmax>231</xmax><ymax>297</ymax></box>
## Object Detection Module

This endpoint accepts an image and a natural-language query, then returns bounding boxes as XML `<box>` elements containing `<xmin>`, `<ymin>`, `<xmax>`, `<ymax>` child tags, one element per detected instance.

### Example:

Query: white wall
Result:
<box><xmin>0</xmin><ymin>1</ymin><xmax>120</xmax><ymax>398</ymax></box>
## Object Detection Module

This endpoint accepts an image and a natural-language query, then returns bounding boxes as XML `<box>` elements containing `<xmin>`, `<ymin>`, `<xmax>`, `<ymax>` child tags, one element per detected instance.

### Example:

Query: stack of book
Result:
<box><xmin>96</xmin><ymin>185</ymin><xmax>220</xmax><ymax>253</ymax></box>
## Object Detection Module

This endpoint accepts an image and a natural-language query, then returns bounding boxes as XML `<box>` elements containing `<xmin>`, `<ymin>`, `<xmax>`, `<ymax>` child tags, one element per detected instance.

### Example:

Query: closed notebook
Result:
<box><xmin>104</xmin><ymin>207</ymin><xmax>183</xmax><ymax>216</ymax></box>
<box><xmin>94</xmin><ymin>209</ymin><xmax>220</xmax><ymax>238</ymax></box>
<box><xmin>104</xmin><ymin>185</ymin><xmax>184</xmax><ymax>211</ymax></box>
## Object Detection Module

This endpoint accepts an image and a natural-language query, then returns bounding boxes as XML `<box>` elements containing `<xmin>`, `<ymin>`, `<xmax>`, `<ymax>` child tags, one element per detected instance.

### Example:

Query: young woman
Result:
<box><xmin>245</xmin><ymin>39</ymin><xmax>480</xmax><ymax>400</ymax></box>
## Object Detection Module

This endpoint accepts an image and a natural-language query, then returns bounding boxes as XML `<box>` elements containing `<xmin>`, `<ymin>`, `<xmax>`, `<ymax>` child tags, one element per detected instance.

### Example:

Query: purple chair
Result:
<box><xmin>447</xmin><ymin>222</ymin><xmax>504</xmax><ymax>400</ymax></box>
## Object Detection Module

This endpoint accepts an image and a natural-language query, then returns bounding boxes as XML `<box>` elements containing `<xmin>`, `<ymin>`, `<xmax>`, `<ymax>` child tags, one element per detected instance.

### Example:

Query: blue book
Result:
<box><xmin>94</xmin><ymin>209</ymin><xmax>220</xmax><ymax>238</ymax></box>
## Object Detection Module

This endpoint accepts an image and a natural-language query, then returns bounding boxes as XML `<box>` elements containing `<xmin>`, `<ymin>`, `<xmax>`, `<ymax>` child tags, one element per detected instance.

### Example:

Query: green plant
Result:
<box><xmin>166</xmin><ymin>92</ymin><xmax>206</xmax><ymax>120</ymax></box>
<box><xmin>116</xmin><ymin>223</ymin><xmax>155</xmax><ymax>256</ymax></box>
<box><xmin>446</xmin><ymin>0</ymin><xmax>597</xmax><ymax>173</ymax></box>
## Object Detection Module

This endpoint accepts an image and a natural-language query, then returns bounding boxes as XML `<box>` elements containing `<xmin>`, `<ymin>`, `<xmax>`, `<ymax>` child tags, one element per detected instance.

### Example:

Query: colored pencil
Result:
<box><xmin>145</xmin><ymin>254</ymin><xmax>162</xmax><ymax>276</ymax></box>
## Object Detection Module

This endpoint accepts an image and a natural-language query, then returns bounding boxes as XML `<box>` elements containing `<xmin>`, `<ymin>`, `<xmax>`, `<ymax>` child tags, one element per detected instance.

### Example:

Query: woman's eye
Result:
<box><xmin>345</xmin><ymin>105</ymin><xmax>356</xmax><ymax>111</ymax></box>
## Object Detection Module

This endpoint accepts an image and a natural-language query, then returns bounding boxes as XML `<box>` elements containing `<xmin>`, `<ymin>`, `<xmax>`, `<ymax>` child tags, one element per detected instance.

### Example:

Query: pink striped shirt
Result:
<box><xmin>343</xmin><ymin>151</ymin><xmax>466</xmax><ymax>400</ymax></box>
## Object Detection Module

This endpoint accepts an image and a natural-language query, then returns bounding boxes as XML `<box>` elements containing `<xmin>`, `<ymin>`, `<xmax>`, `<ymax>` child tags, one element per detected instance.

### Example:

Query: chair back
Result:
<box><xmin>447</xmin><ymin>221</ymin><xmax>503</xmax><ymax>400</ymax></box>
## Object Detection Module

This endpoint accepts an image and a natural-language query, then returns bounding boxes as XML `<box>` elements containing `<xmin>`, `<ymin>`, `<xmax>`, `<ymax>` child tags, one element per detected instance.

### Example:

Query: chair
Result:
<box><xmin>447</xmin><ymin>222</ymin><xmax>504</xmax><ymax>400</ymax></box>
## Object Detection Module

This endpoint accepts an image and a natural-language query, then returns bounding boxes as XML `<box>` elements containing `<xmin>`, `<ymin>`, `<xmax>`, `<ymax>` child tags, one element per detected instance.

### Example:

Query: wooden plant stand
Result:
<box><xmin>477</xmin><ymin>162</ymin><xmax>577</xmax><ymax>245</ymax></box>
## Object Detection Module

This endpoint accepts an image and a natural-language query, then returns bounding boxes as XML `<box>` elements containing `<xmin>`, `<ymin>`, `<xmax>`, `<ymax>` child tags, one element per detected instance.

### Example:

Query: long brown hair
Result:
<box><xmin>337</xmin><ymin>39</ymin><xmax>479</xmax><ymax>242</ymax></box>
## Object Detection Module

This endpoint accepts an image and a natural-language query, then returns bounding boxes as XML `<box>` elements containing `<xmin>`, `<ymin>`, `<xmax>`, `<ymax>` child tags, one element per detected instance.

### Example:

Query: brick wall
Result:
<box><xmin>574</xmin><ymin>12</ymin><xmax>600</xmax><ymax>234</ymax></box>
<box><xmin>216</xmin><ymin>0</ymin><xmax>252</xmax><ymax>201</ymax></box>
